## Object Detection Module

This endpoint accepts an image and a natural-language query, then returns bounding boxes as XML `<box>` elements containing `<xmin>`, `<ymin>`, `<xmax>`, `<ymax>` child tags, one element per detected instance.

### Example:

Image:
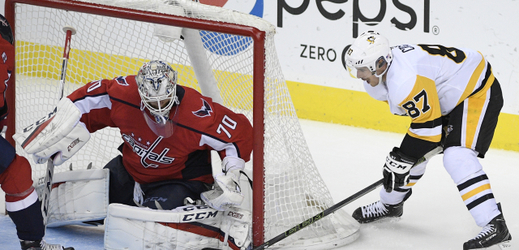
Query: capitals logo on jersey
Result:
<box><xmin>192</xmin><ymin>98</ymin><xmax>213</xmax><ymax>117</ymax></box>
<box><xmin>122</xmin><ymin>133</ymin><xmax>175</xmax><ymax>168</ymax></box>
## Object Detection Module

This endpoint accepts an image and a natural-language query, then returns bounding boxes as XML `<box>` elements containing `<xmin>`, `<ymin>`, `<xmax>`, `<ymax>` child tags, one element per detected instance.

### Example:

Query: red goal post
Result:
<box><xmin>5</xmin><ymin>0</ymin><xmax>359</xmax><ymax>248</ymax></box>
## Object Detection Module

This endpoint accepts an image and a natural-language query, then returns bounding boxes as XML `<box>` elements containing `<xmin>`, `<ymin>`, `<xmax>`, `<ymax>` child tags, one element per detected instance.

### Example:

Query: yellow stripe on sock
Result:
<box><xmin>461</xmin><ymin>184</ymin><xmax>491</xmax><ymax>201</ymax></box>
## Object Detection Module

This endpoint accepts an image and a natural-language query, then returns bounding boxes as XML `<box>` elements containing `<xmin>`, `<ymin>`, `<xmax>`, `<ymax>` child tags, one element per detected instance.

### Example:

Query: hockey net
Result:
<box><xmin>5</xmin><ymin>0</ymin><xmax>359</xmax><ymax>248</ymax></box>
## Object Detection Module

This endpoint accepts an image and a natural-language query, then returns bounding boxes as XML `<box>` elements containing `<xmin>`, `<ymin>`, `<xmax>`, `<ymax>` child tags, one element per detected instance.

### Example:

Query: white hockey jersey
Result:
<box><xmin>364</xmin><ymin>44</ymin><xmax>492</xmax><ymax>148</ymax></box>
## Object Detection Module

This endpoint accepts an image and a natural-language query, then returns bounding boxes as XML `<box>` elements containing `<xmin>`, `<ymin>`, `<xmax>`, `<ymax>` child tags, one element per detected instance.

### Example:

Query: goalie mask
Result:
<box><xmin>136</xmin><ymin>60</ymin><xmax>179</xmax><ymax>138</ymax></box>
<box><xmin>344</xmin><ymin>31</ymin><xmax>392</xmax><ymax>80</ymax></box>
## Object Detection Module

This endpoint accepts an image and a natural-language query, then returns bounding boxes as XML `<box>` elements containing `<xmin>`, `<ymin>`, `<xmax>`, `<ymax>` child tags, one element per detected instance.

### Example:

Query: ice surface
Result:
<box><xmin>1</xmin><ymin>119</ymin><xmax>517</xmax><ymax>249</ymax></box>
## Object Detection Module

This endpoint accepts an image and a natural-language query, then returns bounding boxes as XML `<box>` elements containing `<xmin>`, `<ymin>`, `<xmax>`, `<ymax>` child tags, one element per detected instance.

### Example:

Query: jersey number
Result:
<box><xmin>418</xmin><ymin>44</ymin><xmax>466</xmax><ymax>63</ymax></box>
<box><xmin>402</xmin><ymin>89</ymin><xmax>430</xmax><ymax>118</ymax></box>
<box><xmin>217</xmin><ymin>115</ymin><xmax>237</xmax><ymax>139</ymax></box>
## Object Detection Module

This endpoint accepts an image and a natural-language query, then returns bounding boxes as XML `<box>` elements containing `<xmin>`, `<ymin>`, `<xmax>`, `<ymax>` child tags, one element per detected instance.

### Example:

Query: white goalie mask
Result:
<box><xmin>344</xmin><ymin>31</ymin><xmax>393</xmax><ymax>80</ymax></box>
<box><xmin>136</xmin><ymin>60</ymin><xmax>178</xmax><ymax>118</ymax></box>
<box><xmin>136</xmin><ymin>60</ymin><xmax>179</xmax><ymax>138</ymax></box>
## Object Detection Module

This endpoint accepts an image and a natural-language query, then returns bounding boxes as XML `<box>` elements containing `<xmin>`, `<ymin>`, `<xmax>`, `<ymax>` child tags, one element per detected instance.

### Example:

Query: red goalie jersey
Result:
<box><xmin>67</xmin><ymin>76</ymin><xmax>253</xmax><ymax>184</ymax></box>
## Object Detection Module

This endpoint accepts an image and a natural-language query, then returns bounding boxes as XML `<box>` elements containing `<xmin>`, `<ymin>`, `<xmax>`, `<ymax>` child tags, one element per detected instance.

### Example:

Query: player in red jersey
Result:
<box><xmin>16</xmin><ymin>60</ymin><xmax>253</xmax><ymax>212</ymax></box>
<box><xmin>0</xmin><ymin>14</ymin><xmax>73</xmax><ymax>250</ymax></box>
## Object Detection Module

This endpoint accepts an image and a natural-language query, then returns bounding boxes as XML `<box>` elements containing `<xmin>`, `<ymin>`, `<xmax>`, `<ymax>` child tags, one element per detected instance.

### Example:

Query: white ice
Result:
<box><xmin>1</xmin><ymin>119</ymin><xmax>517</xmax><ymax>250</ymax></box>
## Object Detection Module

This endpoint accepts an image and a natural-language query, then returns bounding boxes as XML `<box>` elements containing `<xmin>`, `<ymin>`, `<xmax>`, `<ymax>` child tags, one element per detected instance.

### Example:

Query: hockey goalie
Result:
<box><xmin>14</xmin><ymin>60</ymin><xmax>254</xmax><ymax>250</ymax></box>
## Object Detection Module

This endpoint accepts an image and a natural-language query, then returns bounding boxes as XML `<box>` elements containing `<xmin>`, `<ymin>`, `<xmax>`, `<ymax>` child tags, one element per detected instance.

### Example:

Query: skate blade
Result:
<box><xmin>468</xmin><ymin>241</ymin><xmax>512</xmax><ymax>250</ymax></box>
<box><xmin>498</xmin><ymin>240</ymin><xmax>512</xmax><ymax>250</ymax></box>
<box><xmin>479</xmin><ymin>240</ymin><xmax>513</xmax><ymax>250</ymax></box>
<box><xmin>371</xmin><ymin>217</ymin><xmax>402</xmax><ymax>224</ymax></box>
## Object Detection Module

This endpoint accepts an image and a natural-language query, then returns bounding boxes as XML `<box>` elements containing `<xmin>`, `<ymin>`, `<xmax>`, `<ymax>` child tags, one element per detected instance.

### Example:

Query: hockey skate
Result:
<box><xmin>352</xmin><ymin>200</ymin><xmax>403</xmax><ymax>223</ymax></box>
<box><xmin>20</xmin><ymin>239</ymin><xmax>74</xmax><ymax>250</ymax></box>
<box><xmin>463</xmin><ymin>213</ymin><xmax>512</xmax><ymax>250</ymax></box>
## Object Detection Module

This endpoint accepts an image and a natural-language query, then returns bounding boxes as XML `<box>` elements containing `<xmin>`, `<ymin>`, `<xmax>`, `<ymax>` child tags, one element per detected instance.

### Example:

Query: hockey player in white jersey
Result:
<box><xmin>344</xmin><ymin>31</ymin><xmax>512</xmax><ymax>249</ymax></box>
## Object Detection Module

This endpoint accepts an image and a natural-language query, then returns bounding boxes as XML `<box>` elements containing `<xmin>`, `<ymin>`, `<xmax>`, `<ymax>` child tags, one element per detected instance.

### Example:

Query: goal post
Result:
<box><xmin>5</xmin><ymin>0</ymin><xmax>360</xmax><ymax>248</ymax></box>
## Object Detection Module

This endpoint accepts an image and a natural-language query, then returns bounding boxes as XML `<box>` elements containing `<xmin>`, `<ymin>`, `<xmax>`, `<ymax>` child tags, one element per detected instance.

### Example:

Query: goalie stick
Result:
<box><xmin>41</xmin><ymin>26</ymin><xmax>76</xmax><ymax>226</ymax></box>
<box><xmin>202</xmin><ymin>146</ymin><xmax>443</xmax><ymax>250</ymax></box>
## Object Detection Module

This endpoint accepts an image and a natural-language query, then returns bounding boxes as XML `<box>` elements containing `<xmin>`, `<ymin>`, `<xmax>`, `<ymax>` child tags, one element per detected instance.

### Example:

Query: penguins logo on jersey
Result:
<box><xmin>192</xmin><ymin>98</ymin><xmax>213</xmax><ymax>118</ymax></box>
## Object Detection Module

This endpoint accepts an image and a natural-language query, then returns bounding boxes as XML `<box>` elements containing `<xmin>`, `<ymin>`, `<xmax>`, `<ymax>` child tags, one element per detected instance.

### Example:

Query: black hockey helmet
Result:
<box><xmin>0</xmin><ymin>14</ymin><xmax>13</xmax><ymax>45</ymax></box>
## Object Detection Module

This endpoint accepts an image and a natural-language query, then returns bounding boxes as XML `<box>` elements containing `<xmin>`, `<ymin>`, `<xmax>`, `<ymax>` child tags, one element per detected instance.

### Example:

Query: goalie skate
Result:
<box><xmin>352</xmin><ymin>200</ymin><xmax>403</xmax><ymax>223</ymax></box>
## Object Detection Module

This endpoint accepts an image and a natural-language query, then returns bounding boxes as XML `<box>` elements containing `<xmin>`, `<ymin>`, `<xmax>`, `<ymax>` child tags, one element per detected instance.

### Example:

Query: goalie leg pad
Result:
<box><xmin>104</xmin><ymin>204</ymin><xmax>222</xmax><ymax>250</ymax></box>
<box><xmin>44</xmin><ymin>168</ymin><xmax>109</xmax><ymax>227</ymax></box>
<box><xmin>104</xmin><ymin>204</ymin><xmax>252</xmax><ymax>250</ymax></box>
<box><xmin>221</xmin><ymin>207</ymin><xmax>252</xmax><ymax>249</ymax></box>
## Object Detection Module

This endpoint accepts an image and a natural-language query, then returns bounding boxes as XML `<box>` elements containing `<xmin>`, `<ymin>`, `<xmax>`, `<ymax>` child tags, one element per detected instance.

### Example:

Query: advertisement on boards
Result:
<box><xmin>204</xmin><ymin>0</ymin><xmax>519</xmax><ymax>116</ymax></box>
<box><xmin>1</xmin><ymin>0</ymin><xmax>517</xmax><ymax>150</ymax></box>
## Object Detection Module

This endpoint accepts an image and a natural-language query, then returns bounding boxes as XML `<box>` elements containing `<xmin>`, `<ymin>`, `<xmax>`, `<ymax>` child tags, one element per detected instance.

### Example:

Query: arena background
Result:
<box><xmin>2</xmin><ymin>0</ymin><xmax>518</xmax><ymax>151</ymax></box>
<box><xmin>268</xmin><ymin>0</ymin><xmax>519</xmax><ymax>152</ymax></box>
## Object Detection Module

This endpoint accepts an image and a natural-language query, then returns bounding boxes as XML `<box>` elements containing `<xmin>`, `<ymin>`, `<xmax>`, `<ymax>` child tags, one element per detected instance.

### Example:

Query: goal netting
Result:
<box><xmin>5</xmin><ymin>0</ymin><xmax>360</xmax><ymax>248</ymax></box>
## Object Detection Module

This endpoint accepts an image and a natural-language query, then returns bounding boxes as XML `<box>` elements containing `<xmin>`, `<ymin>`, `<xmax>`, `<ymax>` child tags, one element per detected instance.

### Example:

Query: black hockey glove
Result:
<box><xmin>0</xmin><ymin>101</ymin><xmax>8</xmax><ymax>135</ymax></box>
<box><xmin>382</xmin><ymin>147</ymin><xmax>418</xmax><ymax>193</ymax></box>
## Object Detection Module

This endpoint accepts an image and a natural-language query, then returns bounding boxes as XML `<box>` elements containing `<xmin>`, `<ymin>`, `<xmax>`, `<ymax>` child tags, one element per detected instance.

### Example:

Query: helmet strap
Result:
<box><xmin>373</xmin><ymin>57</ymin><xmax>390</xmax><ymax>82</ymax></box>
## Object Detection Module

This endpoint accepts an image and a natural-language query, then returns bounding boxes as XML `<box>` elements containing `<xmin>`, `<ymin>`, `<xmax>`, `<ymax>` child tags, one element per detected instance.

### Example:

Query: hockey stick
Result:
<box><xmin>41</xmin><ymin>26</ymin><xmax>76</xmax><ymax>225</ymax></box>
<box><xmin>251</xmin><ymin>145</ymin><xmax>443</xmax><ymax>250</ymax></box>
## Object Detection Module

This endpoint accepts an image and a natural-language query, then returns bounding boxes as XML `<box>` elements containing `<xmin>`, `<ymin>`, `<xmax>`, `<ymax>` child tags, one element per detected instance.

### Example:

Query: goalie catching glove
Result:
<box><xmin>383</xmin><ymin>147</ymin><xmax>418</xmax><ymax>192</ymax></box>
<box><xmin>13</xmin><ymin>98</ymin><xmax>90</xmax><ymax>166</ymax></box>
<box><xmin>201</xmin><ymin>156</ymin><xmax>245</xmax><ymax>211</ymax></box>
